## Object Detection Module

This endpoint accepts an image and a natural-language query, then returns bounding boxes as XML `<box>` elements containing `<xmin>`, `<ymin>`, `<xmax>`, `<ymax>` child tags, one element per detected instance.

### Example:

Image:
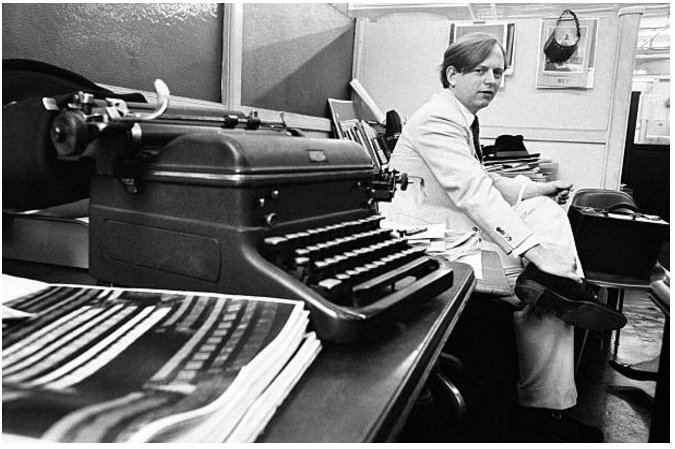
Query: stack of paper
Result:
<box><xmin>2</xmin><ymin>276</ymin><xmax>320</xmax><ymax>443</ymax></box>
<box><xmin>380</xmin><ymin>222</ymin><xmax>483</xmax><ymax>279</ymax></box>
<box><xmin>482</xmin><ymin>155</ymin><xmax>550</xmax><ymax>182</ymax></box>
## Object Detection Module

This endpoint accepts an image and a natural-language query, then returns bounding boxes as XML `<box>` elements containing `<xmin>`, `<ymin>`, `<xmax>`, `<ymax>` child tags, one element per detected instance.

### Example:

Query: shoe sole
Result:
<box><xmin>515</xmin><ymin>280</ymin><xmax>627</xmax><ymax>330</ymax></box>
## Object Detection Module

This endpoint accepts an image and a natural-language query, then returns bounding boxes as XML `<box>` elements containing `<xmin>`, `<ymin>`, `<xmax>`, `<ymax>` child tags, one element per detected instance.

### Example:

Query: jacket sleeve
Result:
<box><xmin>413</xmin><ymin>111</ymin><xmax>538</xmax><ymax>254</ymax></box>
<box><xmin>489</xmin><ymin>173</ymin><xmax>532</xmax><ymax>206</ymax></box>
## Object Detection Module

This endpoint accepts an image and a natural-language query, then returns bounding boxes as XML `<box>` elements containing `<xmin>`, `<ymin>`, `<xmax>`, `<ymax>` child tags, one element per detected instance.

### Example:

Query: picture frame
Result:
<box><xmin>536</xmin><ymin>17</ymin><xmax>599</xmax><ymax>89</ymax></box>
<box><xmin>449</xmin><ymin>22</ymin><xmax>516</xmax><ymax>75</ymax></box>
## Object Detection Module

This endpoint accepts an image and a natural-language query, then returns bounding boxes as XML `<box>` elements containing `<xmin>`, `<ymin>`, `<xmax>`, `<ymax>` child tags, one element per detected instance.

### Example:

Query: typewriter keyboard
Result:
<box><xmin>262</xmin><ymin>215</ymin><xmax>440</xmax><ymax>307</ymax></box>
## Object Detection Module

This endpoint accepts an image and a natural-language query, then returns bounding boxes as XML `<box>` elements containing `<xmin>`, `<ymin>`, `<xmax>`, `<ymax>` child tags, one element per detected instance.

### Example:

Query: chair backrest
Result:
<box><xmin>570</xmin><ymin>188</ymin><xmax>637</xmax><ymax>211</ymax></box>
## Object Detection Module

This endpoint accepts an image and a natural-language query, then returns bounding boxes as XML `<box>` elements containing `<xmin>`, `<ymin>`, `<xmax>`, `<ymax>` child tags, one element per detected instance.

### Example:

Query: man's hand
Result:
<box><xmin>523</xmin><ymin>243</ymin><xmax>582</xmax><ymax>283</ymax></box>
<box><xmin>525</xmin><ymin>180</ymin><xmax>573</xmax><ymax>205</ymax></box>
<box><xmin>542</xmin><ymin>180</ymin><xmax>573</xmax><ymax>205</ymax></box>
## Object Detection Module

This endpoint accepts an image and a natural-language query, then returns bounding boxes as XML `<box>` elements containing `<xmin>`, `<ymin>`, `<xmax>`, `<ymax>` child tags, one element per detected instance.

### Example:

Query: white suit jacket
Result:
<box><xmin>382</xmin><ymin>89</ymin><xmax>537</xmax><ymax>255</ymax></box>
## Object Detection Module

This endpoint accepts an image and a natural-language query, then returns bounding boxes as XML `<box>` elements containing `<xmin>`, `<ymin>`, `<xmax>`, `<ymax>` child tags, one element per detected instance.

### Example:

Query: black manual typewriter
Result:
<box><xmin>4</xmin><ymin>75</ymin><xmax>455</xmax><ymax>343</ymax></box>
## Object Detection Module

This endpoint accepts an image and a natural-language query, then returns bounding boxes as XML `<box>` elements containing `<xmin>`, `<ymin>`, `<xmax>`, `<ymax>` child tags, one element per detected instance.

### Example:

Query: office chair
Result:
<box><xmin>398</xmin><ymin>354</ymin><xmax>467</xmax><ymax>442</ymax></box>
<box><xmin>570</xmin><ymin>188</ymin><xmax>668</xmax><ymax>372</ymax></box>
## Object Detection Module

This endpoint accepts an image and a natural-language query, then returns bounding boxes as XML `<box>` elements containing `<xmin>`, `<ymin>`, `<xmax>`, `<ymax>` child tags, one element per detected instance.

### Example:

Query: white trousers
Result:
<box><xmin>483</xmin><ymin>196</ymin><xmax>582</xmax><ymax>410</ymax></box>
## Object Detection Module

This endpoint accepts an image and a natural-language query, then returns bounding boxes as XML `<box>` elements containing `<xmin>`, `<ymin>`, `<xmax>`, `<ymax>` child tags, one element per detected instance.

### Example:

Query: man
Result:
<box><xmin>382</xmin><ymin>33</ymin><xmax>625</xmax><ymax>442</ymax></box>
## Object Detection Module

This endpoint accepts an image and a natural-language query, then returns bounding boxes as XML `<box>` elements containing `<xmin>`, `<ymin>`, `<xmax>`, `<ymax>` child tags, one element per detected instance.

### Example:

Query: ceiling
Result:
<box><xmin>347</xmin><ymin>3</ymin><xmax>670</xmax><ymax>59</ymax></box>
<box><xmin>347</xmin><ymin>2</ymin><xmax>670</xmax><ymax>20</ymax></box>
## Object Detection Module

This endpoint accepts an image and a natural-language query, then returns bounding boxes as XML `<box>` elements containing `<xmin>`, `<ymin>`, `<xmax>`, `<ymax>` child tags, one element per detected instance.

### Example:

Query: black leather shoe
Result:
<box><xmin>609</xmin><ymin>357</ymin><xmax>659</xmax><ymax>381</ymax></box>
<box><xmin>515</xmin><ymin>264</ymin><xmax>627</xmax><ymax>330</ymax></box>
<box><xmin>517</xmin><ymin>407</ymin><xmax>604</xmax><ymax>442</ymax></box>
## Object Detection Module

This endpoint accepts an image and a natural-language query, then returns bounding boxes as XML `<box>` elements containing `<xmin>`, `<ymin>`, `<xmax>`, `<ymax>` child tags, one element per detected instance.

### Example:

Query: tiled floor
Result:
<box><xmin>572</xmin><ymin>235</ymin><xmax>669</xmax><ymax>443</ymax></box>
<box><xmin>572</xmin><ymin>241</ymin><xmax>669</xmax><ymax>442</ymax></box>
<box><xmin>571</xmin><ymin>287</ymin><xmax>665</xmax><ymax>442</ymax></box>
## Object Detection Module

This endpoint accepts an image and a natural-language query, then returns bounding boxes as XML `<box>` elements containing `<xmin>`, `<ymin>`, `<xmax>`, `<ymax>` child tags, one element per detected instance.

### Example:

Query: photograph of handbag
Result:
<box><xmin>543</xmin><ymin>9</ymin><xmax>581</xmax><ymax>63</ymax></box>
<box><xmin>569</xmin><ymin>203</ymin><xmax>669</xmax><ymax>279</ymax></box>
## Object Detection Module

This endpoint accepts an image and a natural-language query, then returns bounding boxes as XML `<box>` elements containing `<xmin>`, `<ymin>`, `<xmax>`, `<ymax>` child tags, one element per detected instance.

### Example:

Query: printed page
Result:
<box><xmin>3</xmin><ymin>284</ymin><xmax>315</xmax><ymax>443</ymax></box>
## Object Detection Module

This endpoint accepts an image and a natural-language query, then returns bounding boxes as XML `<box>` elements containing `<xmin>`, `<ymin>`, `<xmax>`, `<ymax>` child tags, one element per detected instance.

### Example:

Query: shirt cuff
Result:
<box><xmin>516</xmin><ymin>183</ymin><xmax>528</xmax><ymax>205</ymax></box>
<box><xmin>510</xmin><ymin>235</ymin><xmax>541</xmax><ymax>257</ymax></box>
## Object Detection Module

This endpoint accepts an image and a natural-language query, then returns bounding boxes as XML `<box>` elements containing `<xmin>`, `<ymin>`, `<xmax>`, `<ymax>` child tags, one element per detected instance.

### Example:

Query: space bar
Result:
<box><xmin>353</xmin><ymin>256</ymin><xmax>432</xmax><ymax>298</ymax></box>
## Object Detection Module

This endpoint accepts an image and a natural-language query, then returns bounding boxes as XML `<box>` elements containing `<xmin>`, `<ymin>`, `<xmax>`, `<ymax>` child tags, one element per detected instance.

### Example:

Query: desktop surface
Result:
<box><xmin>2</xmin><ymin>258</ymin><xmax>476</xmax><ymax>443</ymax></box>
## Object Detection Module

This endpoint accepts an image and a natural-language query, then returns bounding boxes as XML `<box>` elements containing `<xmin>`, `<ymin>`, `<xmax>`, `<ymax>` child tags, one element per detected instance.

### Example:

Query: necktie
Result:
<box><xmin>471</xmin><ymin>116</ymin><xmax>483</xmax><ymax>162</ymax></box>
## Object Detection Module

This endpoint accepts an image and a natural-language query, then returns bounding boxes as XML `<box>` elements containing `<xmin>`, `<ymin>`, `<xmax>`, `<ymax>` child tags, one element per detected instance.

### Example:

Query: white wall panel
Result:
<box><xmin>355</xmin><ymin>10</ymin><xmax>642</xmax><ymax>190</ymax></box>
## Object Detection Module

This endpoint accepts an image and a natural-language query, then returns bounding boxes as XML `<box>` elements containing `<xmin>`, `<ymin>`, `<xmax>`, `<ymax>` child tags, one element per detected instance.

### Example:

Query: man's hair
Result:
<box><xmin>439</xmin><ymin>32</ymin><xmax>506</xmax><ymax>88</ymax></box>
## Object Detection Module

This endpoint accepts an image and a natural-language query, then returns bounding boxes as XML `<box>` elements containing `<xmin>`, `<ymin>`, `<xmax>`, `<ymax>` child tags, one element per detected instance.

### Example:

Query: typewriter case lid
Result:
<box><xmin>142</xmin><ymin>131</ymin><xmax>375</xmax><ymax>187</ymax></box>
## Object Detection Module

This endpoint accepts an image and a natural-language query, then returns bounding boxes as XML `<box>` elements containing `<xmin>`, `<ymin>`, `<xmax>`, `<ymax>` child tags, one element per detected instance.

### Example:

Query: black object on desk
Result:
<box><xmin>89</xmin><ymin>140</ymin><xmax>454</xmax><ymax>344</ymax></box>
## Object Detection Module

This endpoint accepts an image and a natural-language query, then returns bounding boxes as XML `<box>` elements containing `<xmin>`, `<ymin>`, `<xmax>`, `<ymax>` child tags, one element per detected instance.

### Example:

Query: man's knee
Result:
<box><xmin>519</xmin><ymin>195</ymin><xmax>560</xmax><ymax>210</ymax></box>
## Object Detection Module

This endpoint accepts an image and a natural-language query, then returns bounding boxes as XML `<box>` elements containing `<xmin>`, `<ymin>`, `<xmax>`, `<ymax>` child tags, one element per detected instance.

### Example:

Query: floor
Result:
<box><xmin>570</xmin><ymin>287</ymin><xmax>665</xmax><ymax>443</ymax></box>
<box><xmin>570</xmin><ymin>242</ymin><xmax>669</xmax><ymax>443</ymax></box>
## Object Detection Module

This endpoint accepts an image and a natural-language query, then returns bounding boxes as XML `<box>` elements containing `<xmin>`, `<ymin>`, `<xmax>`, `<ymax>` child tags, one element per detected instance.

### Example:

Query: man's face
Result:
<box><xmin>447</xmin><ymin>44</ymin><xmax>504</xmax><ymax>114</ymax></box>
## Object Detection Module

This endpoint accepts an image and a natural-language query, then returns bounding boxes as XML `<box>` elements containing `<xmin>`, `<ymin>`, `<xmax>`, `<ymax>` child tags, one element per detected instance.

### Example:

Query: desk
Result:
<box><xmin>2</xmin><ymin>259</ymin><xmax>476</xmax><ymax>443</ymax></box>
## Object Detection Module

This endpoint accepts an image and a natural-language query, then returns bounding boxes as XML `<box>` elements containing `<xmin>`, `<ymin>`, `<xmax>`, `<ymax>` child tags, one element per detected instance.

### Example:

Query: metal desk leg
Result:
<box><xmin>613</xmin><ymin>289</ymin><xmax>625</xmax><ymax>356</ymax></box>
<box><xmin>648</xmin><ymin>318</ymin><xmax>669</xmax><ymax>442</ymax></box>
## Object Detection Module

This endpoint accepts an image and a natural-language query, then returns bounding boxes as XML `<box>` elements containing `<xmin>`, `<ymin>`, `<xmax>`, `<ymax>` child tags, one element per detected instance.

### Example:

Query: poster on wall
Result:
<box><xmin>536</xmin><ymin>17</ymin><xmax>598</xmax><ymax>89</ymax></box>
<box><xmin>450</xmin><ymin>22</ymin><xmax>516</xmax><ymax>75</ymax></box>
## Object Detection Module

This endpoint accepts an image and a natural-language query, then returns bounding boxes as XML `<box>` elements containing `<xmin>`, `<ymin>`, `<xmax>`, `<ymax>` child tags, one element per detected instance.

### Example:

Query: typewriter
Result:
<box><xmin>4</xmin><ymin>78</ymin><xmax>455</xmax><ymax>344</ymax></box>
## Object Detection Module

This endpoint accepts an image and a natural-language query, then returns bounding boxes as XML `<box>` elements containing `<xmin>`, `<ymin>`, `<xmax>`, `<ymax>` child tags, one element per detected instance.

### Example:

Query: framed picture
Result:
<box><xmin>536</xmin><ymin>17</ymin><xmax>599</xmax><ymax>89</ymax></box>
<box><xmin>449</xmin><ymin>22</ymin><xmax>516</xmax><ymax>74</ymax></box>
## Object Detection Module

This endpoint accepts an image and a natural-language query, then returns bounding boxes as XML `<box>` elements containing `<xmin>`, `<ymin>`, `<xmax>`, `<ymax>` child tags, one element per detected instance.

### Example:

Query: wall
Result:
<box><xmin>633</xmin><ymin>78</ymin><xmax>670</xmax><ymax>143</ymax></box>
<box><xmin>241</xmin><ymin>3</ymin><xmax>354</xmax><ymax>118</ymax></box>
<box><xmin>481</xmin><ymin>16</ymin><xmax>617</xmax><ymax>191</ymax></box>
<box><xmin>355</xmin><ymin>11</ymin><xmax>641</xmax><ymax>192</ymax></box>
<box><xmin>2</xmin><ymin>3</ymin><xmax>223</xmax><ymax>102</ymax></box>
<box><xmin>354</xmin><ymin>13</ymin><xmax>451</xmax><ymax>120</ymax></box>
<box><xmin>2</xmin><ymin>3</ymin><xmax>355</xmax><ymax>120</ymax></box>
<box><xmin>635</xmin><ymin>58</ymin><xmax>670</xmax><ymax>76</ymax></box>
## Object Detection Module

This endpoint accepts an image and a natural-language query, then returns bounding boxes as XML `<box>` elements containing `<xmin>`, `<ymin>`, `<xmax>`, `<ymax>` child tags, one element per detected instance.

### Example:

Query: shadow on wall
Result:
<box><xmin>241</xmin><ymin>3</ymin><xmax>355</xmax><ymax>118</ymax></box>
<box><xmin>243</xmin><ymin>27</ymin><xmax>354</xmax><ymax>118</ymax></box>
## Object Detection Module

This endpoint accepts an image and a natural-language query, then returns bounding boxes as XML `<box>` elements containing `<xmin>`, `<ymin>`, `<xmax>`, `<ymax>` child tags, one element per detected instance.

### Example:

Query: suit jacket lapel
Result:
<box><xmin>437</xmin><ymin>90</ymin><xmax>480</xmax><ymax>161</ymax></box>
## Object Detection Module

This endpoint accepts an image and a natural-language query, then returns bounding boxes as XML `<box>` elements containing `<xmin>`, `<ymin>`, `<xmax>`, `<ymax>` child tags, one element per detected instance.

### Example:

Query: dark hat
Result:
<box><xmin>482</xmin><ymin>134</ymin><xmax>528</xmax><ymax>155</ymax></box>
